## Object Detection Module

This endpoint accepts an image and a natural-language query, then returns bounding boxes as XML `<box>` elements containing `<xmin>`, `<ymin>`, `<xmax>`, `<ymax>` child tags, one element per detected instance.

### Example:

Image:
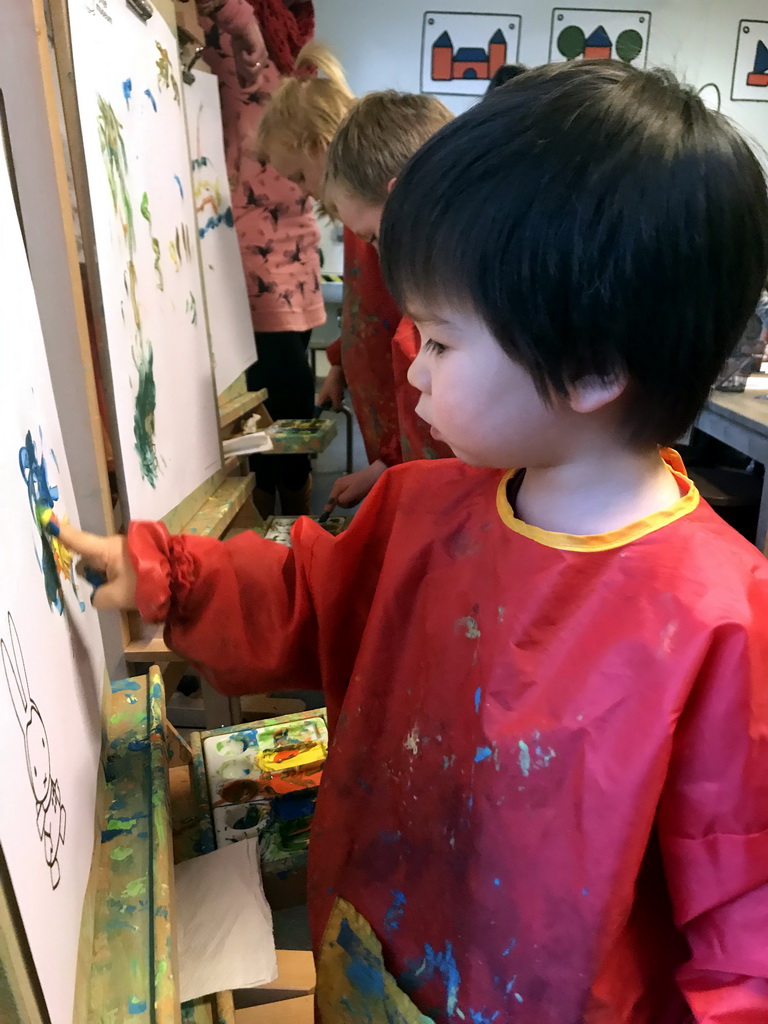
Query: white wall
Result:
<box><xmin>315</xmin><ymin>1</ymin><xmax>768</xmax><ymax>151</ymax></box>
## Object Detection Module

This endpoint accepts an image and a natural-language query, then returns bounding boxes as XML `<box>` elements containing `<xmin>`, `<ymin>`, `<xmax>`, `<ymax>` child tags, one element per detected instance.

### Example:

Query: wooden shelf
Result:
<box><xmin>218</xmin><ymin>389</ymin><xmax>269</xmax><ymax>430</ymax></box>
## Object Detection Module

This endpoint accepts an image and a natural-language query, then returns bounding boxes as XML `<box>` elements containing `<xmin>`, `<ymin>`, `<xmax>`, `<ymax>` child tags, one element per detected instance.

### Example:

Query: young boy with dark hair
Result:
<box><xmin>61</xmin><ymin>61</ymin><xmax>768</xmax><ymax>1022</ymax></box>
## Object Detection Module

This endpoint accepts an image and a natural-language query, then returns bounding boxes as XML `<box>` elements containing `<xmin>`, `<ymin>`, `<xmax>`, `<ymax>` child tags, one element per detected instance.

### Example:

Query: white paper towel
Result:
<box><xmin>175</xmin><ymin>836</ymin><xmax>278</xmax><ymax>1002</ymax></box>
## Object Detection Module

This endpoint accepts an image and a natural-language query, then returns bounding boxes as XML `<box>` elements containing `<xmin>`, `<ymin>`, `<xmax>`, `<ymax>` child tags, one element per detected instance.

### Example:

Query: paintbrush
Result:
<box><xmin>309</xmin><ymin>400</ymin><xmax>332</xmax><ymax>430</ymax></box>
<box><xmin>318</xmin><ymin>503</ymin><xmax>335</xmax><ymax>525</ymax></box>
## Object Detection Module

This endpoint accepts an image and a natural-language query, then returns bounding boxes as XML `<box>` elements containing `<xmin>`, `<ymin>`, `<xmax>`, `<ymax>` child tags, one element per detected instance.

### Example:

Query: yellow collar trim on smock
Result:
<box><xmin>495</xmin><ymin>449</ymin><xmax>700</xmax><ymax>553</ymax></box>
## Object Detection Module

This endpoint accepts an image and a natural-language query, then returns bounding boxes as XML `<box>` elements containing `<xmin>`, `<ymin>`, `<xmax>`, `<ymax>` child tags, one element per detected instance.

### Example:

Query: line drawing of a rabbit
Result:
<box><xmin>2</xmin><ymin>612</ymin><xmax>67</xmax><ymax>890</ymax></box>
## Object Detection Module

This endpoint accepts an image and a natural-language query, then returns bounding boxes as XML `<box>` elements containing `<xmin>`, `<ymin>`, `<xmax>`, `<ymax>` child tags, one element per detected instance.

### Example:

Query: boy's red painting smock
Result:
<box><xmin>327</xmin><ymin>231</ymin><xmax>401</xmax><ymax>466</ymax></box>
<box><xmin>127</xmin><ymin>454</ymin><xmax>768</xmax><ymax>1023</ymax></box>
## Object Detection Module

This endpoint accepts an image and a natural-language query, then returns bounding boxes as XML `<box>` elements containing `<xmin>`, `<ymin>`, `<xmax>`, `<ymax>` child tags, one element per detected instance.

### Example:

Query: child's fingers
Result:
<box><xmin>55</xmin><ymin>522</ymin><xmax>111</xmax><ymax>569</ymax></box>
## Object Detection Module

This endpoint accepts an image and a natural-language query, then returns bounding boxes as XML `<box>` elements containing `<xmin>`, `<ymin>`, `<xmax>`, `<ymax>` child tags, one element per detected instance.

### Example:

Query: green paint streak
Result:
<box><xmin>140</xmin><ymin>192</ymin><xmax>163</xmax><ymax>291</ymax></box>
<box><xmin>110</xmin><ymin>846</ymin><xmax>133</xmax><ymax>862</ymax></box>
<box><xmin>121</xmin><ymin>877</ymin><xmax>147</xmax><ymax>898</ymax></box>
<box><xmin>105</xmin><ymin>817</ymin><xmax>137</xmax><ymax>832</ymax></box>
<box><xmin>155</xmin><ymin>41</ymin><xmax>180</xmax><ymax>102</ymax></box>
<box><xmin>133</xmin><ymin>340</ymin><xmax>158</xmax><ymax>487</ymax></box>
<box><xmin>97</xmin><ymin>96</ymin><xmax>134</xmax><ymax>252</ymax></box>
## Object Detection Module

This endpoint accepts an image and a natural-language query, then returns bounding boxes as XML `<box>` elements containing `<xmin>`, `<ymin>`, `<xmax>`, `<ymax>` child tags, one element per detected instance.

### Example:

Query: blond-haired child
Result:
<box><xmin>258</xmin><ymin>46</ymin><xmax>404</xmax><ymax>501</ymax></box>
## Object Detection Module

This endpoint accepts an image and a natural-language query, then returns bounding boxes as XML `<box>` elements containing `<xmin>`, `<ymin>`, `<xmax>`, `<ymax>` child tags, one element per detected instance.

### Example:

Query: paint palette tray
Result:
<box><xmin>263</xmin><ymin>514</ymin><xmax>348</xmax><ymax>547</ymax></box>
<box><xmin>264</xmin><ymin>417</ymin><xmax>338</xmax><ymax>455</ymax></box>
<box><xmin>201</xmin><ymin>709</ymin><xmax>328</xmax><ymax>873</ymax></box>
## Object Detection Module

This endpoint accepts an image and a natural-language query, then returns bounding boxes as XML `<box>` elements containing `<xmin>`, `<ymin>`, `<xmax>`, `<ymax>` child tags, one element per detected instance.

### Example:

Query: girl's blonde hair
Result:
<box><xmin>258</xmin><ymin>43</ymin><xmax>355</xmax><ymax>155</ymax></box>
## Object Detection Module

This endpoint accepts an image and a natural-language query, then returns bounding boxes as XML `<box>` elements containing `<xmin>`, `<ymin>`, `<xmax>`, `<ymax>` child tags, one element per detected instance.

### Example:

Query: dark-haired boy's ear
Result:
<box><xmin>387</xmin><ymin>177</ymin><xmax>397</xmax><ymax>194</ymax></box>
<box><xmin>567</xmin><ymin>375</ymin><xmax>627</xmax><ymax>414</ymax></box>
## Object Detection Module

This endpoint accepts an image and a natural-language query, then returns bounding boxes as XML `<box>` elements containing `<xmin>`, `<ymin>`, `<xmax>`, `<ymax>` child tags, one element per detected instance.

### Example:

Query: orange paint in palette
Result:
<box><xmin>202</xmin><ymin>710</ymin><xmax>328</xmax><ymax>872</ymax></box>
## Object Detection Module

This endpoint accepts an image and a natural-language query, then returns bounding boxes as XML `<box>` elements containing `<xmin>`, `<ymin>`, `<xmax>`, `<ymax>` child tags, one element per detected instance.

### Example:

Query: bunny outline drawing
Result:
<box><xmin>2</xmin><ymin>612</ymin><xmax>67</xmax><ymax>890</ymax></box>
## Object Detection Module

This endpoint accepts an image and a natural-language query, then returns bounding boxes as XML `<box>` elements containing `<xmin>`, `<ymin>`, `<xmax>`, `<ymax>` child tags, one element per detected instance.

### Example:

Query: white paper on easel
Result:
<box><xmin>67</xmin><ymin>0</ymin><xmax>222</xmax><ymax>520</ymax></box>
<box><xmin>175</xmin><ymin>837</ymin><xmax>278</xmax><ymax>1002</ymax></box>
<box><xmin>0</xmin><ymin>129</ymin><xmax>105</xmax><ymax>1024</ymax></box>
<box><xmin>185</xmin><ymin>71</ymin><xmax>256</xmax><ymax>392</ymax></box>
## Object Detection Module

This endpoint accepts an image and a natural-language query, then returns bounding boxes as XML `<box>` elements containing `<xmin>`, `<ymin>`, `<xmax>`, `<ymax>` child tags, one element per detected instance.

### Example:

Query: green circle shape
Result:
<box><xmin>616</xmin><ymin>28</ymin><xmax>644</xmax><ymax>63</ymax></box>
<box><xmin>557</xmin><ymin>25</ymin><xmax>585</xmax><ymax>60</ymax></box>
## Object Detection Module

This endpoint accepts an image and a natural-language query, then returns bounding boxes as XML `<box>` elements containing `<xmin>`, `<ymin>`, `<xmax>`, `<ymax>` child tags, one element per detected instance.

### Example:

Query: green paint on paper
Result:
<box><xmin>155</xmin><ymin>41</ymin><xmax>180</xmax><ymax>102</ymax></box>
<box><xmin>97</xmin><ymin>96</ymin><xmax>134</xmax><ymax>253</ymax></box>
<box><xmin>140</xmin><ymin>192</ymin><xmax>163</xmax><ymax>290</ymax></box>
<box><xmin>133</xmin><ymin>340</ymin><xmax>158</xmax><ymax>487</ymax></box>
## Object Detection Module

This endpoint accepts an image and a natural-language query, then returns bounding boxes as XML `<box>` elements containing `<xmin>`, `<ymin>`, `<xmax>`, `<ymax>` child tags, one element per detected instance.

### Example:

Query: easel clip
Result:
<box><xmin>126</xmin><ymin>0</ymin><xmax>153</xmax><ymax>21</ymax></box>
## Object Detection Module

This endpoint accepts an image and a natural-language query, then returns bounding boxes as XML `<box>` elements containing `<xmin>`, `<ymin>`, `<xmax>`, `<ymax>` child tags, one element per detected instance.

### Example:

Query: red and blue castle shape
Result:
<box><xmin>431</xmin><ymin>28</ymin><xmax>507</xmax><ymax>81</ymax></box>
<box><xmin>747</xmin><ymin>39</ymin><xmax>768</xmax><ymax>87</ymax></box>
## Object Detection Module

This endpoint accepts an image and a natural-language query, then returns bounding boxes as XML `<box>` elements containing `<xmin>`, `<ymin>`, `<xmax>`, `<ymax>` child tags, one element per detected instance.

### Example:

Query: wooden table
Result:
<box><xmin>695</xmin><ymin>390</ymin><xmax>768</xmax><ymax>551</ymax></box>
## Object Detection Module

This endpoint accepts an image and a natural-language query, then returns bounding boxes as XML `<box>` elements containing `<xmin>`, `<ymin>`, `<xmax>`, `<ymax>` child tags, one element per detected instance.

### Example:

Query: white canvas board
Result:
<box><xmin>67</xmin><ymin>0</ymin><xmax>222</xmax><ymax>520</ymax></box>
<box><xmin>731</xmin><ymin>20</ymin><xmax>768</xmax><ymax>102</ymax></box>
<box><xmin>420</xmin><ymin>11</ymin><xmax>522</xmax><ymax>96</ymax></box>
<box><xmin>0</xmin><ymin>131</ymin><xmax>106</xmax><ymax>1024</ymax></box>
<box><xmin>549</xmin><ymin>9</ymin><xmax>651</xmax><ymax>66</ymax></box>
<box><xmin>185</xmin><ymin>71</ymin><xmax>256</xmax><ymax>392</ymax></box>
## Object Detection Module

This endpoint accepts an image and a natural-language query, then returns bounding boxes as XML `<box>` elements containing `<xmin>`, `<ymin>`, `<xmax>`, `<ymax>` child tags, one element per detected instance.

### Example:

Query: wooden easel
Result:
<box><xmin>46</xmin><ymin>0</ymin><xmax>265</xmax><ymax>715</ymax></box>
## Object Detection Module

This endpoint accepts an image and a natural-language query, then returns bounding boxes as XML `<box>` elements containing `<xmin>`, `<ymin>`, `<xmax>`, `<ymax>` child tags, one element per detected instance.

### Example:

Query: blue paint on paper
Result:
<box><xmin>518</xmin><ymin>739</ymin><xmax>531</xmax><ymax>777</ymax></box>
<box><xmin>173</xmin><ymin>175</ymin><xmax>184</xmax><ymax>197</ymax></box>
<box><xmin>198</xmin><ymin>206</ymin><xmax>234</xmax><ymax>237</ymax></box>
<box><xmin>384</xmin><ymin>890</ymin><xmax>407</xmax><ymax>933</ymax></box>
<box><xmin>475</xmin><ymin>687</ymin><xmax>481</xmax><ymax>713</ymax></box>
<box><xmin>122</xmin><ymin>79</ymin><xmax>132</xmax><ymax>105</ymax></box>
<box><xmin>144</xmin><ymin>88</ymin><xmax>157</xmax><ymax>111</ymax></box>
<box><xmin>475</xmin><ymin>746</ymin><xmax>492</xmax><ymax>763</ymax></box>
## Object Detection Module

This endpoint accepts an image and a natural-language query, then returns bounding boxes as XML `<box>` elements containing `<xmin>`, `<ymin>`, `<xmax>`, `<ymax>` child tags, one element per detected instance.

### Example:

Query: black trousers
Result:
<box><xmin>246</xmin><ymin>329</ymin><xmax>314</xmax><ymax>493</ymax></box>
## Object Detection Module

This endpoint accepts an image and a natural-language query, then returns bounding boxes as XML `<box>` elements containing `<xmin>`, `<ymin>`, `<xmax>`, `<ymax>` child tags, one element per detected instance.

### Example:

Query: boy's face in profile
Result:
<box><xmin>327</xmin><ymin>186</ymin><xmax>384</xmax><ymax>249</ymax></box>
<box><xmin>407</xmin><ymin>304</ymin><xmax>607</xmax><ymax>469</ymax></box>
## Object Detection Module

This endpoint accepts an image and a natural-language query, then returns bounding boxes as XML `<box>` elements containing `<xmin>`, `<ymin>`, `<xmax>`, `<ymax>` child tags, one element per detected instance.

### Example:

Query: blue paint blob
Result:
<box><xmin>582</xmin><ymin>887</ymin><xmax>589</xmax><ymax>897</ymax></box>
<box><xmin>128</xmin><ymin>739</ymin><xmax>150</xmax><ymax>752</ymax></box>
<box><xmin>515</xmin><ymin>993</ymin><xmax>524</xmax><ymax>1003</ymax></box>
<box><xmin>122</xmin><ymin>79</ymin><xmax>132</xmax><ymax>105</ymax></box>
<box><xmin>469</xmin><ymin>1011</ymin><xmax>499</xmax><ymax>1023</ymax></box>
<box><xmin>337</xmin><ymin>918</ymin><xmax>385</xmax><ymax>999</ymax></box>
<box><xmin>494</xmin><ymin>878</ymin><xmax>500</xmax><ymax>887</ymax></box>
<box><xmin>128</xmin><ymin>997</ymin><xmax>147</xmax><ymax>1015</ymax></box>
<box><xmin>475</xmin><ymin>746</ymin><xmax>492</xmax><ymax>763</ymax></box>
<box><xmin>144</xmin><ymin>88</ymin><xmax>157</xmax><ymax>112</ymax></box>
<box><xmin>401</xmin><ymin>941</ymin><xmax>461</xmax><ymax>1015</ymax></box>
<box><xmin>111</xmin><ymin>678</ymin><xmax>141</xmax><ymax>693</ymax></box>
<box><xmin>474</xmin><ymin>687</ymin><xmax>481</xmax><ymax>713</ymax></box>
<box><xmin>173</xmin><ymin>174</ymin><xmax>184</xmax><ymax>198</ymax></box>
<box><xmin>198</xmin><ymin>206</ymin><xmax>234</xmax><ymax>238</ymax></box>
<box><xmin>384</xmin><ymin>890</ymin><xmax>407</xmax><ymax>933</ymax></box>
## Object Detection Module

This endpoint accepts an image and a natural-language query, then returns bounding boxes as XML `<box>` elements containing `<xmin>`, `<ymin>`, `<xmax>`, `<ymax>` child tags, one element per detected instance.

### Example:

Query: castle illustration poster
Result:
<box><xmin>548</xmin><ymin>9</ymin><xmax>651</xmax><ymax>67</ymax></box>
<box><xmin>731</xmin><ymin>20</ymin><xmax>768</xmax><ymax>102</ymax></box>
<box><xmin>421</xmin><ymin>12</ymin><xmax>522</xmax><ymax>96</ymax></box>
